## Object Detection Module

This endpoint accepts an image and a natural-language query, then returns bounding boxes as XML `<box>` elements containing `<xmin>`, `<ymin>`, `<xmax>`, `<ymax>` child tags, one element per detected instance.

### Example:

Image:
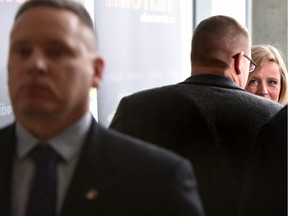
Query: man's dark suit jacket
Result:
<box><xmin>110</xmin><ymin>73</ymin><xmax>283</xmax><ymax>216</ymax></box>
<box><xmin>237</xmin><ymin>105</ymin><xmax>287</xmax><ymax>216</ymax></box>
<box><xmin>0</xmin><ymin>119</ymin><xmax>204</xmax><ymax>216</ymax></box>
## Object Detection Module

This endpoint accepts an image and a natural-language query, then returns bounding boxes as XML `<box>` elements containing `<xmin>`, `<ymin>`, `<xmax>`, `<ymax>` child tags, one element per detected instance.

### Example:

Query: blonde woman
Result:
<box><xmin>245</xmin><ymin>44</ymin><xmax>288</xmax><ymax>104</ymax></box>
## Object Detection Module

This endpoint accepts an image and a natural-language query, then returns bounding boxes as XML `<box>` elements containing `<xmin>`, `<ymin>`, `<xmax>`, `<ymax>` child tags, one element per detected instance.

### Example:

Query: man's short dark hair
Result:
<box><xmin>15</xmin><ymin>0</ymin><xmax>94</xmax><ymax>31</ymax></box>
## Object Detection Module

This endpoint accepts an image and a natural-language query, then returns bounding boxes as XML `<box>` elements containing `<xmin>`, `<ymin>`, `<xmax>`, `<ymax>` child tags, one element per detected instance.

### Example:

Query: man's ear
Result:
<box><xmin>91</xmin><ymin>57</ymin><xmax>104</xmax><ymax>88</ymax></box>
<box><xmin>234</xmin><ymin>52</ymin><xmax>244</xmax><ymax>75</ymax></box>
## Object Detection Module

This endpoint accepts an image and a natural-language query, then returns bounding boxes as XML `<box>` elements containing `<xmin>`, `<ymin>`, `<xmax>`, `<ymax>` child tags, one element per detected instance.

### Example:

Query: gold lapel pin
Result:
<box><xmin>84</xmin><ymin>188</ymin><xmax>99</xmax><ymax>201</ymax></box>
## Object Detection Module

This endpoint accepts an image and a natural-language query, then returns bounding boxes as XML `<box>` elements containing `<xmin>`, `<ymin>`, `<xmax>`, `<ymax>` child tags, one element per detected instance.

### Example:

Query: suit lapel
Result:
<box><xmin>61</xmin><ymin>120</ymin><xmax>117</xmax><ymax>216</ymax></box>
<box><xmin>0</xmin><ymin>124</ymin><xmax>16</xmax><ymax>216</ymax></box>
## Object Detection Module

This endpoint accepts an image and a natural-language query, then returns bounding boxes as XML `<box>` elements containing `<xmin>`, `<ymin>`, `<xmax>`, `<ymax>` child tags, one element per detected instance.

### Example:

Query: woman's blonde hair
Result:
<box><xmin>249</xmin><ymin>44</ymin><xmax>288</xmax><ymax>104</ymax></box>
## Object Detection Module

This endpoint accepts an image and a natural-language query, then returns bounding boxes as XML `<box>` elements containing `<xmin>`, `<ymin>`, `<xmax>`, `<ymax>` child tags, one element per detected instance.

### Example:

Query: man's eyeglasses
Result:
<box><xmin>233</xmin><ymin>53</ymin><xmax>257</xmax><ymax>73</ymax></box>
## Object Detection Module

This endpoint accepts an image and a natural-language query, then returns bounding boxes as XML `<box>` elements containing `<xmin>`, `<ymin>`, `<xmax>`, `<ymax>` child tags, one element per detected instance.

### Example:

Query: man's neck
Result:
<box><xmin>15</xmin><ymin>111</ymin><xmax>88</xmax><ymax>139</ymax></box>
<box><xmin>192</xmin><ymin>66</ymin><xmax>240</xmax><ymax>86</ymax></box>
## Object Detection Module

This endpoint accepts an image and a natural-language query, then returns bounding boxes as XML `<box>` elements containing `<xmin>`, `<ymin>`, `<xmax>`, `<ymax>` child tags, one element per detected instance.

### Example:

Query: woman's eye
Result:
<box><xmin>268</xmin><ymin>80</ymin><xmax>278</xmax><ymax>86</ymax></box>
<box><xmin>248</xmin><ymin>79</ymin><xmax>258</xmax><ymax>86</ymax></box>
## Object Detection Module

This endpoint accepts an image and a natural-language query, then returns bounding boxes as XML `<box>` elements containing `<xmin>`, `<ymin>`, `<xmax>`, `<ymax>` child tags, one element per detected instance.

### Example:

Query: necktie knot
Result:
<box><xmin>31</xmin><ymin>144</ymin><xmax>60</xmax><ymax>167</ymax></box>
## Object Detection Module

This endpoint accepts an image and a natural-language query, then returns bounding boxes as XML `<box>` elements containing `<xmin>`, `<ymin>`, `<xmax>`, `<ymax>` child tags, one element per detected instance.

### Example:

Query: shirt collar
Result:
<box><xmin>16</xmin><ymin>112</ymin><xmax>92</xmax><ymax>162</ymax></box>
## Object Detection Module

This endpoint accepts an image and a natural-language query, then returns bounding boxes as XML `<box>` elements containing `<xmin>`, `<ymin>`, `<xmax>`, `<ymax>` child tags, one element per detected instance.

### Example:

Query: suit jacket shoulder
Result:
<box><xmin>62</xmin><ymin>120</ymin><xmax>204</xmax><ymax>216</ymax></box>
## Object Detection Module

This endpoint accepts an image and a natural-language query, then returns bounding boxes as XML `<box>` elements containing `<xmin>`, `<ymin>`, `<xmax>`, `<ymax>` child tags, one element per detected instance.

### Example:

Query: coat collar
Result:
<box><xmin>180</xmin><ymin>73</ymin><xmax>246</xmax><ymax>91</ymax></box>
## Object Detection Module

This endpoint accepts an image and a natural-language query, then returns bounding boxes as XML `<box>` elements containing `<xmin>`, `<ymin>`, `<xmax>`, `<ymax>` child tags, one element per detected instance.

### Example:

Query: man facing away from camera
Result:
<box><xmin>110</xmin><ymin>15</ymin><xmax>283</xmax><ymax>216</ymax></box>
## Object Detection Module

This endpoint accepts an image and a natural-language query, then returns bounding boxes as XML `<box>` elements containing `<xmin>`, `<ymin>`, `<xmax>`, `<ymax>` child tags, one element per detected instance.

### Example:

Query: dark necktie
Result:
<box><xmin>26</xmin><ymin>144</ymin><xmax>60</xmax><ymax>216</ymax></box>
